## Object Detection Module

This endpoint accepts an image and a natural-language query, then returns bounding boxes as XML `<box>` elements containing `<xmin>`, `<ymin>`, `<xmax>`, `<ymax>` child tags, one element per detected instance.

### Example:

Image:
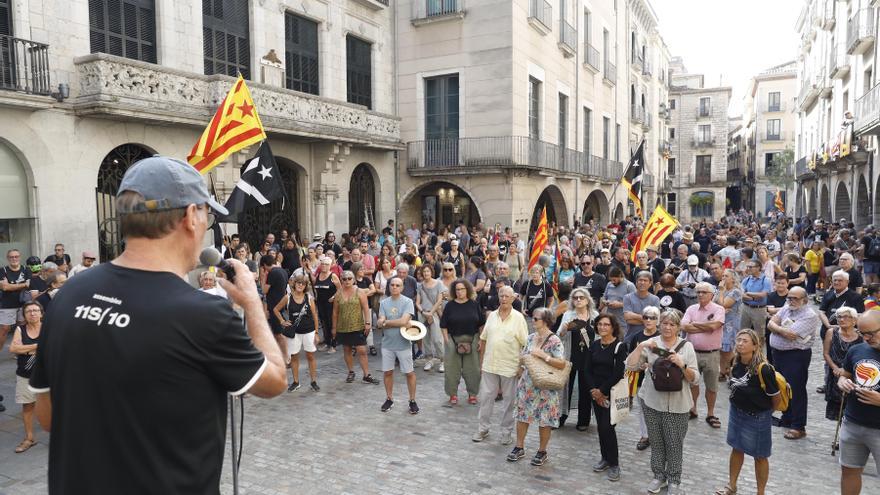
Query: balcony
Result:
<box><xmin>642</xmin><ymin>59</ymin><xmax>653</xmax><ymax>78</ymax></box>
<box><xmin>760</xmin><ymin>131</ymin><xmax>789</xmax><ymax>144</ymax></box>
<box><xmin>855</xmin><ymin>81</ymin><xmax>880</xmax><ymax>136</ymax></box>
<box><xmin>822</xmin><ymin>0</ymin><xmax>836</xmax><ymax>30</ymax></box>
<box><xmin>669</xmin><ymin>172</ymin><xmax>720</xmax><ymax>188</ymax></box>
<box><xmin>829</xmin><ymin>48</ymin><xmax>851</xmax><ymax>79</ymax></box>
<box><xmin>643</xmin><ymin>112</ymin><xmax>653</xmax><ymax>131</ymax></box>
<box><xmin>411</xmin><ymin>0</ymin><xmax>465</xmax><ymax>26</ymax></box>
<box><xmin>643</xmin><ymin>173</ymin><xmax>655</xmax><ymax>188</ymax></box>
<box><xmin>692</xmin><ymin>136</ymin><xmax>716</xmax><ymax>148</ymax></box>
<box><xmin>695</xmin><ymin>106</ymin><xmax>712</xmax><ymax>119</ymax></box>
<box><xmin>764</xmin><ymin>101</ymin><xmax>786</xmax><ymax>113</ymax></box>
<box><xmin>406</xmin><ymin>136</ymin><xmax>624</xmax><ymax>182</ymax></box>
<box><xmin>558</xmin><ymin>19</ymin><xmax>577</xmax><ymax>57</ymax></box>
<box><xmin>630</xmin><ymin>105</ymin><xmax>645</xmax><ymax>124</ymax></box>
<box><xmin>631</xmin><ymin>52</ymin><xmax>644</xmax><ymax>73</ymax></box>
<box><xmin>727</xmin><ymin>168</ymin><xmax>743</xmax><ymax>183</ymax></box>
<box><xmin>604</xmin><ymin>61</ymin><xmax>616</xmax><ymax>85</ymax></box>
<box><xmin>353</xmin><ymin>0</ymin><xmax>389</xmax><ymax>9</ymax></box>
<box><xmin>583</xmin><ymin>43</ymin><xmax>600</xmax><ymax>72</ymax></box>
<box><xmin>0</xmin><ymin>34</ymin><xmax>51</xmax><ymax>96</ymax></box>
<box><xmin>659</xmin><ymin>140</ymin><xmax>672</xmax><ymax>156</ymax></box>
<box><xmin>797</xmin><ymin>74</ymin><xmax>820</xmax><ymax>110</ymax></box>
<box><xmin>528</xmin><ymin>0</ymin><xmax>552</xmax><ymax>34</ymax></box>
<box><xmin>72</xmin><ymin>53</ymin><xmax>401</xmax><ymax>148</ymax></box>
<box><xmin>819</xmin><ymin>74</ymin><xmax>833</xmax><ymax>99</ymax></box>
<box><xmin>847</xmin><ymin>8</ymin><xmax>875</xmax><ymax>55</ymax></box>
<box><xmin>796</xmin><ymin>156</ymin><xmax>814</xmax><ymax>180</ymax></box>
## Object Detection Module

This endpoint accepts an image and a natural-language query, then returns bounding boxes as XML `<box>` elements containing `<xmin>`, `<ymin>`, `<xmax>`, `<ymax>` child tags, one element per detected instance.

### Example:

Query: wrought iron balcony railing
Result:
<box><xmin>0</xmin><ymin>34</ymin><xmax>51</xmax><ymax>95</ymax></box>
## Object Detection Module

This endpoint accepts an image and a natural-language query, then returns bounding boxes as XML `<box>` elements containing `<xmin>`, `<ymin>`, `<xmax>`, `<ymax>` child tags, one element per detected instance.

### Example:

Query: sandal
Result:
<box><xmin>784</xmin><ymin>429</ymin><xmax>807</xmax><ymax>440</ymax></box>
<box><xmin>706</xmin><ymin>416</ymin><xmax>722</xmax><ymax>429</ymax></box>
<box><xmin>345</xmin><ymin>371</ymin><xmax>355</xmax><ymax>383</ymax></box>
<box><xmin>714</xmin><ymin>484</ymin><xmax>736</xmax><ymax>495</ymax></box>
<box><xmin>15</xmin><ymin>439</ymin><xmax>36</xmax><ymax>453</ymax></box>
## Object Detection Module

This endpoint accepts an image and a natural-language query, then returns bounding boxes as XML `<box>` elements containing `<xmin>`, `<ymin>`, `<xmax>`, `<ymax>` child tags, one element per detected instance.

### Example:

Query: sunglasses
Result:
<box><xmin>643</xmin><ymin>316</ymin><xmax>657</xmax><ymax>320</ymax></box>
<box><xmin>572</xmin><ymin>295</ymin><xmax>586</xmax><ymax>300</ymax></box>
<box><xmin>443</xmin><ymin>268</ymin><xmax>454</xmax><ymax>271</ymax></box>
<box><xmin>342</xmin><ymin>277</ymin><xmax>354</xmax><ymax>281</ymax></box>
<box><xmin>580</xmin><ymin>261</ymin><xmax>592</xmax><ymax>265</ymax></box>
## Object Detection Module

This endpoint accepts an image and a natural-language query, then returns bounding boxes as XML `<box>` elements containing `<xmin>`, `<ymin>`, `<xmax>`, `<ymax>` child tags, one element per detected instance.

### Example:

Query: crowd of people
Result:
<box><xmin>5</xmin><ymin>209</ymin><xmax>880</xmax><ymax>494</ymax></box>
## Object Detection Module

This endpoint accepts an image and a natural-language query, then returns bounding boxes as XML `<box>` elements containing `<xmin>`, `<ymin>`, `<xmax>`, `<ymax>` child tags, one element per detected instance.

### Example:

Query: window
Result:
<box><xmin>696</xmin><ymin>155</ymin><xmax>711</xmax><ymax>183</ymax></box>
<box><xmin>584</xmin><ymin>10</ymin><xmax>591</xmax><ymax>45</ymax></box>
<box><xmin>765</xmin><ymin>152</ymin><xmax>779</xmax><ymax>174</ymax></box>
<box><xmin>669</xmin><ymin>99</ymin><xmax>676</xmax><ymax>110</ymax></box>
<box><xmin>691</xmin><ymin>191</ymin><xmax>714</xmax><ymax>218</ymax></box>
<box><xmin>616</xmin><ymin>124</ymin><xmax>621</xmax><ymax>161</ymax></box>
<box><xmin>558</xmin><ymin>93</ymin><xmax>568</xmax><ymax>149</ymax></box>
<box><xmin>583</xmin><ymin>107</ymin><xmax>592</xmax><ymax>156</ymax></box>
<box><xmin>668</xmin><ymin>157</ymin><xmax>676</xmax><ymax>176</ymax></box>
<box><xmin>669</xmin><ymin>128</ymin><xmax>675</xmax><ymax>140</ymax></box>
<box><xmin>766</xmin><ymin>119</ymin><xmax>781</xmax><ymax>139</ymax></box>
<box><xmin>767</xmin><ymin>91</ymin><xmax>780</xmax><ymax>111</ymax></box>
<box><xmin>203</xmin><ymin>0</ymin><xmax>250</xmax><ymax>78</ymax></box>
<box><xmin>667</xmin><ymin>192</ymin><xmax>677</xmax><ymax>216</ymax></box>
<box><xmin>699</xmin><ymin>97</ymin><xmax>710</xmax><ymax>116</ymax></box>
<box><xmin>529</xmin><ymin>77</ymin><xmax>541</xmax><ymax>139</ymax></box>
<box><xmin>425</xmin><ymin>74</ymin><xmax>459</xmax><ymax>165</ymax></box>
<box><xmin>1</xmin><ymin>0</ymin><xmax>12</xmax><ymax>36</ymax></box>
<box><xmin>697</xmin><ymin>124</ymin><xmax>711</xmax><ymax>144</ymax></box>
<box><xmin>284</xmin><ymin>12</ymin><xmax>319</xmax><ymax>95</ymax></box>
<box><xmin>603</xmin><ymin>117</ymin><xmax>610</xmax><ymax>159</ymax></box>
<box><xmin>89</xmin><ymin>0</ymin><xmax>156</xmax><ymax>63</ymax></box>
<box><xmin>346</xmin><ymin>35</ymin><xmax>372</xmax><ymax>109</ymax></box>
<box><xmin>603</xmin><ymin>28</ymin><xmax>609</xmax><ymax>63</ymax></box>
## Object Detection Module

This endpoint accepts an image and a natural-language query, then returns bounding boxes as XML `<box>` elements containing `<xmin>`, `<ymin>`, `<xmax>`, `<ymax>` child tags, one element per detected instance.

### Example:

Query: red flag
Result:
<box><xmin>722</xmin><ymin>257</ymin><xmax>733</xmax><ymax>269</ymax></box>
<box><xmin>528</xmin><ymin>206</ymin><xmax>549</xmax><ymax>270</ymax></box>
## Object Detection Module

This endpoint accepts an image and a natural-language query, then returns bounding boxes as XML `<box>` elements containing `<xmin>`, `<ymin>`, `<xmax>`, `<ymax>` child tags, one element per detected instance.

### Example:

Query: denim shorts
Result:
<box><xmin>839</xmin><ymin>418</ymin><xmax>880</xmax><ymax>473</ymax></box>
<box><xmin>726</xmin><ymin>403</ymin><xmax>772</xmax><ymax>458</ymax></box>
<box><xmin>864</xmin><ymin>260</ymin><xmax>880</xmax><ymax>275</ymax></box>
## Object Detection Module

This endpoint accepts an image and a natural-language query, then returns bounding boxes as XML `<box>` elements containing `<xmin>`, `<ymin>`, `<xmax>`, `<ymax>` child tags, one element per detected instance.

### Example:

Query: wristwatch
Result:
<box><xmin>544</xmin><ymin>355</ymin><xmax>550</xmax><ymax>363</ymax></box>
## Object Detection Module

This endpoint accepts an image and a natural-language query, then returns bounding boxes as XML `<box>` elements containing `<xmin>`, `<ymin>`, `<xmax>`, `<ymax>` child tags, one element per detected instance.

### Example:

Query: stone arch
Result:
<box><xmin>613</xmin><ymin>203</ymin><xmax>625</xmax><ymax>221</ymax></box>
<box><xmin>531</xmin><ymin>184</ymin><xmax>569</xmax><ymax>232</ymax></box>
<box><xmin>834</xmin><ymin>181</ymin><xmax>851</xmax><ymax>224</ymax></box>
<box><xmin>95</xmin><ymin>143</ymin><xmax>157</xmax><ymax>262</ymax></box>
<box><xmin>0</xmin><ymin>139</ymin><xmax>36</xmax><ymax>256</ymax></box>
<box><xmin>349</xmin><ymin>163</ymin><xmax>378</xmax><ymax>232</ymax></box>
<box><xmin>808</xmin><ymin>186</ymin><xmax>817</xmax><ymax>219</ymax></box>
<box><xmin>582</xmin><ymin>189</ymin><xmax>609</xmax><ymax>224</ymax></box>
<box><xmin>398</xmin><ymin>180</ymin><xmax>482</xmax><ymax>231</ymax></box>
<box><xmin>820</xmin><ymin>183</ymin><xmax>831</xmax><ymax>220</ymax></box>
<box><xmin>857</xmin><ymin>174</ymin><xmax>870</xmax><ymax>228</ymax></box>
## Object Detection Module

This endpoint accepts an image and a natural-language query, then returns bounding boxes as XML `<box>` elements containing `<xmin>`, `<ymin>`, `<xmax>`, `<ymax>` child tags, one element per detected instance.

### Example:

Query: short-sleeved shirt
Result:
<box><xmin>572</xmin><ymin>271</ymin><xmax>607</xmax><ymax>307</ymax></box>
<box><xmin>729</xmin><ymin>361</ymin><xmax>780</xmax><ymax>413</ymax></box>
<box><xmin>784</xmin><ymin>265</ymin><xmax>807</xmax><ymax>288</ymax></box>
<box><xmin>480</xmin><ymin>309</ymin><xmax>528</xmax><ymax>377</ymax></box>
<box><xmin>820</xmin><ymin>289</ymin><xmax>866</xmax><ymax>325</ymax></box>
<box><xmin>439</xmin><ymin>299</ymin><xmax>485</xmax><ymax>337</ymax></box>
<box><xmin>265</xmin><ymin>267</ymin><xmax>289</xmax><ymax>317</ymax></box>
<box><xmin>842</xmin><ymin>343</ymin><xmax>880</xmax><ymax>429</ymax></box>
<box><xmin>681</xmin><ymin>301</ymin><xmax>726</xmax><ymax>350</ymax></box>
<box><xmin>1</xmin><ymin>266</ymin><xmax>32</xmax><ymax>308</ymax></box>
<box><xmin>741</xmin><ymin>274</ymin><xmax>772</xmax><ymax>306</ymax></box>
<box><xmin>519</xmin><ymin>280</ymin><xmax>553</xmax><ymax>316</ymax></box>
<box><xmin>379</xmin><ymin>295</ymin><xmax>416</xmax><ymax>352</ymax></box>
<box><xmin>28</xmin><ymin>263</ymin><xmax>266</xmax><ymax>493</ymax></box>
<box><xmin>622</xmin><ymin>291</ymin><xmax>661</xmax><ymax>343</ymax></box>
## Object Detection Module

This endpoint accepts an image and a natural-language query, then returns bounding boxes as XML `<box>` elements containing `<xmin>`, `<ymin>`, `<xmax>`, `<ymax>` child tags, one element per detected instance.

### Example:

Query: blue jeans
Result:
<box><xmin>806</xmin><ymin>273</ymin><xmax>819</xmax><ymax>295</ymax></box>
<box><xmin>773</xmin><ymin>348</ymin><xmax>811</xmax><ymax>431</ymax></box>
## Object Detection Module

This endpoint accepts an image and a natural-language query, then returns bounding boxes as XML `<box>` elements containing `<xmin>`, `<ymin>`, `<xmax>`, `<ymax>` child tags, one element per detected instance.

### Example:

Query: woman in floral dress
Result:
<box><xmin>508</xmin><ymin>307</ymin><xmax>566</xmax><ymax>466</ymax></box>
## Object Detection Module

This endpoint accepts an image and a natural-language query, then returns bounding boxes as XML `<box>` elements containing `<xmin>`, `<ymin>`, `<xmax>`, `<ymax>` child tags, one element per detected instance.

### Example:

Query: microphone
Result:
<box><xmin>200</xmin><ymin>247</ymin><xmax>236</xmax><ymax>283</ymax></box>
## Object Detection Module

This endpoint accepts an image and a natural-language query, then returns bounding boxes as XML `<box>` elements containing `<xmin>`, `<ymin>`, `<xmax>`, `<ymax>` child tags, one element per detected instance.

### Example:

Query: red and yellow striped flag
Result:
<box><xmin>188</xmin><ymin>75</ymin><xmax>267</xmax><ymax>175</ymax></box>
<box><xmin>528</xmin><ymin>206</ymin><xmax>549</xmax><ymax>270</ymax></box>
<box><xmin>630</xmin><ymin>205</ymin><xmax>678</xmax><ymax>262</ymax></box>
<box><xmin>774</xmin><ymin>189</ymin><xmax>785</xmax><ymax>212</ymax></box>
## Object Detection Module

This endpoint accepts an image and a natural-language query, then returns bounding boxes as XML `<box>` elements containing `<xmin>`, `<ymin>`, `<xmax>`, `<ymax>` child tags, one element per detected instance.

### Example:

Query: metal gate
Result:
<box><xmin>238</xmin><ymin>163</ymin><xmax>298</xmax><ymax>251</ymax></box>
<box><xmin>95</xmin><ymin>144</ymin><xmax>153</xmax><ymax>262</ymax></box>
<box><xmin>348</xmin><ymin>163</ymin><xmax>375</xmax><ymax>233</ymax></box>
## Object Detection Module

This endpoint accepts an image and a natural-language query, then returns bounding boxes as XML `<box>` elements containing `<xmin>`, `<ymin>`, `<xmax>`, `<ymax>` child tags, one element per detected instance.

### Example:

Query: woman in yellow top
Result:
<box><xmin>332</xmin><ymin>270</ymin><xmax>380</xmax><ymax>384</ymax></box>
<box><xmin>804</xmin><ymin>240</ymin><xmax>825</xmax><ymax>296</ymax></box>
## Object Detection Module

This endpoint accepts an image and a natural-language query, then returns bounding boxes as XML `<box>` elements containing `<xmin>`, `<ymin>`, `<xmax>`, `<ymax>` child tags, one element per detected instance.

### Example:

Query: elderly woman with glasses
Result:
<box><xmin>9</xmin><ymin>301</ymin><xmax>42</xmax><ymax>453</ymax></box>
<box><xmin>440</xmin><ymin>279</ymin><xmax>484</xmax><ymax>405</ymax></box>
<box><xmin>822</xmin><ymin>306</ymin><xmax>863</xmax><ymax>421</ymax></box>
<box><xmin>585</xmin><ymin>313</ymin><xmax>627</xmax><ymax>482</ymax></box>
<box><xmin>626</xmin><ymin>309</ymin><xmax>700</xmax><ymax>495</ymax></box>
<box><xmin>507</xmin><ymin>307</ymin><xmax>565</xmax><ymax>466</ymax></box>
<box><xmin>314</xmin><ymin>256</ymin><xmax>341</xmax><ymax>353</ymax></box>
<box><xmin>275</xmin><ymin>274</ymin><xmax>321</xmax><ymax>392</ymax></box>
<box><xmin>332</xmin><ymin>270</ymin><xmax>380</xmax><ymax>385</ymax></box>
<box><xmin>557</xmin><ymin>287</ymin><xmax>598</xmax><ymax>430</ymax></box>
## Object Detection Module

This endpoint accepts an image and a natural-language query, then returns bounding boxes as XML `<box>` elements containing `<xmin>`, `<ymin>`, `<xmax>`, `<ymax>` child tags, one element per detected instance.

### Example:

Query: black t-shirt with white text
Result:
<box><xmin>519</xmin><ymin>280</ymin><xmax>552</xmax><ymax>316</ymax></box>
<box><xmin>1</xmin><ymin>266</ymin><xmax>32</xmax><ymax>308</ymax></box>
<box><xmin>572</xmin><ymin>272</ymin><xmax>607</xmax><ymax>307</ymax></box>
<box><xmin>729</xmin><ymin>361</ymin><xmax>779</xmax><ymax>413</ymax></box>
<box><xmin>29</xmin><ymin>263</ymin><xmax>265</xmax><ymax>494</ymax></box>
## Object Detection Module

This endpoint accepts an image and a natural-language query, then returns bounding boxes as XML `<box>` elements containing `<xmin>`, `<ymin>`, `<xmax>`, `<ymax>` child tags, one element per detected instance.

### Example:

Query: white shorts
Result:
<box><xmin>16</xmin><ymin>375</ymin><xmax>35</xmax><ymax>404</ymax></box>
<box><xmin>381</xmin><ymin>348</ymin><xmax>415</xmax><ymax>374</ymax></box>
<box><xmin>287</xmin><ymin>331</ymin><xmax>317</xmax><ymax>355</ymax></box>
<box><xmin>0</xmin><ymin>308</ymin><xmax>19</xmax><ymax>326</ymax></box>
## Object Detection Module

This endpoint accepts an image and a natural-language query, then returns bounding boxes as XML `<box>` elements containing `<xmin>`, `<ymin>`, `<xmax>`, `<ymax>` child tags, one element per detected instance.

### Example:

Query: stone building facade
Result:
<box><xmin>666</xmin><ymin>57</ymin><xmax>731</xmax><ymax>224</ymax></box>
<box><xmin>0</xmin><ymin>0</ymin><xmax>400</xmax><ymax>260</ymax></box>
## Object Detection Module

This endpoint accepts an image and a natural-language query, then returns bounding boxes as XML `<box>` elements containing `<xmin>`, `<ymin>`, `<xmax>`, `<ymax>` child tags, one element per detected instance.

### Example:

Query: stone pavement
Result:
<box><xmin>0</xmin><ymin>336</ymin><xmax>878</xmax><ymax>494</ymax></box>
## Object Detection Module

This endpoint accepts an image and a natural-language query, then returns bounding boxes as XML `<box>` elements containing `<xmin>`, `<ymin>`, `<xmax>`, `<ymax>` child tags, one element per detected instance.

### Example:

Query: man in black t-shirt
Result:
<box><xmin>572</xmin><ymin>254</ymin><xmax>606</xmax><ymax>308</ymax></box>
<box><xmin>44</xmin><ymin>243</ymin><xmax>72</xmax><ymax>273</ymax></box>
<box><xmin>28</xmin><ymin>156</ymin><xmax>286</xmax><ymax>494</ymax></box>
<box><xmin>261</xmin><ymin>254</ymin><xmax>291</xmax><ymax>359</ymax></box>
<box><xmin>1</xmin><ymin>249</ymin><xmax>32</xmax><ymax>342</ymax></box>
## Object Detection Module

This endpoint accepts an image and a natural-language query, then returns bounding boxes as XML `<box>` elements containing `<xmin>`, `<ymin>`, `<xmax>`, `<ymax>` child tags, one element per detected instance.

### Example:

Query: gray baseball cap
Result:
<box><xmin>117</xmin><ymin>156</ymin><xmax>228</xmax><ymax>215</ymax></box>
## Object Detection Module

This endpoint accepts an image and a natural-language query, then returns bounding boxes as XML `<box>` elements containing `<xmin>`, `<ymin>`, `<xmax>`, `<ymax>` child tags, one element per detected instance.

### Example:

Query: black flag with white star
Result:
<box><xmin>621</xmin><ymin>140</ymin><xmax>644</xmax><ymax>219</ymax></box>
<box><xmin>217</xmin><ymin>141</ymin><xmax>285</xmax><ymax>221</ymax></box>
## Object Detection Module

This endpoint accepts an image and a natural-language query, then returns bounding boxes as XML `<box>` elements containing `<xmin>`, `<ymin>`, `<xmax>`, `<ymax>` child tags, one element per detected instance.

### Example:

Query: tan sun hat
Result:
<box><xmin>400</xmin><ymin>321</ymin><xmax>428</xmax><ymax>342</ymax></box>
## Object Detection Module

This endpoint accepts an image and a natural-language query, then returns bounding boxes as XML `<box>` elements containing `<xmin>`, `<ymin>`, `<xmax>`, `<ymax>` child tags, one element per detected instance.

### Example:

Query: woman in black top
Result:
<box><xmin>783</xmin><ymin>253</ymin><xmax>807</xmax><ymax>289</ymax></box>
<box><xmin>275</xmin><ymin>274</ymin><xmax>321</xmax><ymax>392</ymax></box>
<box><xmin>716</xmin><ymin>329</ymin><xmax>781</xmax><ymax>495</ymax></box>
<box><xmin>520</xmin><ymin>265</ymin><xmax>553</xmax><ymax>319</ymax></box>
<box><xmin>655</xmin><ymin>273</ymin><xmax>688</xmax><ymax>314</ymax></box>
<box><xmin>313</xmin><ymin>258</ymin><xmax>341</xmax><ymax>353</ymax></box>
<box><xmin>585</xmin><ymin>313</ymin><xmax>627</xmax><ymax>482</ymax></box>
<box><xmin>9</xmin><ymin>301</ymin><xmax>42</xmax><ymax>453</ymax></box>
<box><xmin>439</xmin><ymin>279</ymin><xmax>485</xmax><ymax>405</ymax></box>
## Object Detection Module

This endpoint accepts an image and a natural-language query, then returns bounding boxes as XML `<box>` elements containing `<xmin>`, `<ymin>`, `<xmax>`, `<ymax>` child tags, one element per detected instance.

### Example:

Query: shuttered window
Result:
<box><xmin>88</xmin><ymin>0</ymin><xmax>156</xmax><ymax>63</ymax></box>
<box><xmin>284</xmin><ymin>12</ymin><xmax>319</xmax><ymax>95</ymax></box>
<box><xmin>203</xmin><ymin>0</ymin><xmax>250</xmax><ymax>79</ymax></box>
<box><xmin>0</xmin><ymin>0</ymin><xmax>11</xmax><ymax>36</ymax></box>
<box><xmin>346</xmin><ymin>35</ymin><xmax>372</xmax><ymax>109</ymax></box>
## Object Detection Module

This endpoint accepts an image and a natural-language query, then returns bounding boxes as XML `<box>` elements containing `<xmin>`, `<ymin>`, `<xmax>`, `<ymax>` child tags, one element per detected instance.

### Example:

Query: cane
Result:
<box><xmin>831</xmin><ymin>393</ymin><xmax>846</xmax><ymax>455</ymax></box>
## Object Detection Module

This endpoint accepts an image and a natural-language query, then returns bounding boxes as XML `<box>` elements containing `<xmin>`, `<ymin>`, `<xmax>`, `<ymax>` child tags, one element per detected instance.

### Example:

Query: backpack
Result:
<box><xmin>650</xmin><ymin>340</ymin><xmax>688</xmax><ymax>392</ymax></box>
<box><xmin>868</xmin><ymin>236</ymin><xmax>880</xmax><ymax>258</ymax></box>
<box><xmin>758</xmin><ymin>362</ymin><xmax>792</xmax><ymax>412</ymax></box>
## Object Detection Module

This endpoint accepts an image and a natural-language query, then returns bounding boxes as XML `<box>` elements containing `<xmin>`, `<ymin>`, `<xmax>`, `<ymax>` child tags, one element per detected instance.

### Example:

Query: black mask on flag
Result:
<box><xmin>217</xmin><ymin>142</ymin><xmax>285</xmax><ymax>222</ymax></box>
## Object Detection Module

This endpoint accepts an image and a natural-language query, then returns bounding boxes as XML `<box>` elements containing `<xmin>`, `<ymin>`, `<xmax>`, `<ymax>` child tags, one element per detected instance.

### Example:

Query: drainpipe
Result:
<box><xmin>393</xmin><ymin>0</ymin><xmax>400</xmax><ymax>232</ymax></box>
<box><xmin>574</xmin><ymin>1</ymin><xmax>580</xmax><ymax>226</ymax></box>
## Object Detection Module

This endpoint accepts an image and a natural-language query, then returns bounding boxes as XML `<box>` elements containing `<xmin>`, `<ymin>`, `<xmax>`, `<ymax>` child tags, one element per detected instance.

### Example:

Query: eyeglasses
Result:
<box><xmin>643</xmin><ymin>316</ymin><xmax>658</xmax><ymax>320</ymax></box>
<box><xmin>572</xmin><ymin>295</ymin><xmax>586</xmax><ymax>300</ymax></box>
<box><xmin>443</xmin><ymin>268</ymin><xmax>454</xmax><ymax>271</ymax></box>
<box><xmin>858</xmin><ymin>328</ymin><xmax>880</xmax><ymax>336</ymax></box>
<box><xmin>580</xmin><ymin>261</ymin><xmax>592</xmax><ymax>265</ymax></box>
<box><xmin>696</xmin><ymin>291</ymin><xmax>712</xmax><ymax>294</ymax></box>
<box><xmin>342</xmin><ymin>277</ymin><xmax>354</xmax><ymax>281</ymax></box>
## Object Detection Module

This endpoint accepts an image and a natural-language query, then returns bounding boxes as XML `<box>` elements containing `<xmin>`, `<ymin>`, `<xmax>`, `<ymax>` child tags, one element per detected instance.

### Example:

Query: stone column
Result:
<box><xmin>312</xmin><ymin>189</ymin><xmax>328</xmax><ymax>236</ymax></box>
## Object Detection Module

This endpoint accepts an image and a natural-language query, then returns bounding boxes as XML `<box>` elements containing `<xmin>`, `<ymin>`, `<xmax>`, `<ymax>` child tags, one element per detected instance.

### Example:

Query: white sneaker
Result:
<box><xmin>423</xmin><ymin>360</ymin><xmax>434</xmax><ymax>372</ymax></box>
<box><xmin>501</xmin><ymin>432</ymin><xmax>513</xmax><ymax>445</ymax></box>
<box><xmin>646</xmin><ymin>478</ymin><xmax>667</xmax><ymax>494</ymax></box>
<box><xmin>471</xmin><ymin>430</ymin><xmax>489</xmax><ymax>442</ymax></box>
<box><xmin>438</xmin><ymin>362</ymin><xmax>445</xmax><ymax>373</ymax></box>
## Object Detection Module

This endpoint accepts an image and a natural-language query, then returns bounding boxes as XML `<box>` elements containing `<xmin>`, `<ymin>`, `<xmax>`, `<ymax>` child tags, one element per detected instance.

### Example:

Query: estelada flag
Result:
<box><xmin>630</xmin><ymin>204</ymin><xmax>678</xmax><ymax>262</ymax></box>
<box><xmin>188</xmin><ymin>75</ymin><xmax>267</xmax><ymax>175</ymax></box>
<box><xmin>774</xmin><ymin>189</ymin><xmax>785</xmax><ymax>212</ymax></box>
<box><xmin>622</xmin><ymin>140</ymin><xmax>645</xmax><ymax>219</ymax></box>
<box><xmin>528</xmin><ymin>206</ymin><xmax>549</xmax><ymax>270</ymax></box>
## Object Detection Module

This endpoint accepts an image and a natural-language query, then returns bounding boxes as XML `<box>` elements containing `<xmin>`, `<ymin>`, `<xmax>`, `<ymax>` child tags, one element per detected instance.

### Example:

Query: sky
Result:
<box><xmin>651</xmin><ymin>0</ymin><xmax>802</xmax><ymax>116</ymax></box>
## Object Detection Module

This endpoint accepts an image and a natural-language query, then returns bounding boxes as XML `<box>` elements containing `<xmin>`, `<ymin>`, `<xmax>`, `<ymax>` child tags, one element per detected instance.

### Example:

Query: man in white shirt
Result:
<box><xmin>68</xmin><ymin>251</ymin><xmax>98</xmax><ymax>277</ymax></box>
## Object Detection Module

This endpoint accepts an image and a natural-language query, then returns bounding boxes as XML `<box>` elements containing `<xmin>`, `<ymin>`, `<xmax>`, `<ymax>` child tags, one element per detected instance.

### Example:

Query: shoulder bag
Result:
<box><xmin>522</xmin><ymin>334</ymin><xmax>572</xmax><ymax>391</ymax></box>
<box><xmin>609</xmin><ymin>342</ymin><xmax>631</xmax><ymax>425</ymax></box>
<box><xmin>649</xmin><ymin>339</ymin><xmax>688</xmax><ymax>392</ymax></box>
